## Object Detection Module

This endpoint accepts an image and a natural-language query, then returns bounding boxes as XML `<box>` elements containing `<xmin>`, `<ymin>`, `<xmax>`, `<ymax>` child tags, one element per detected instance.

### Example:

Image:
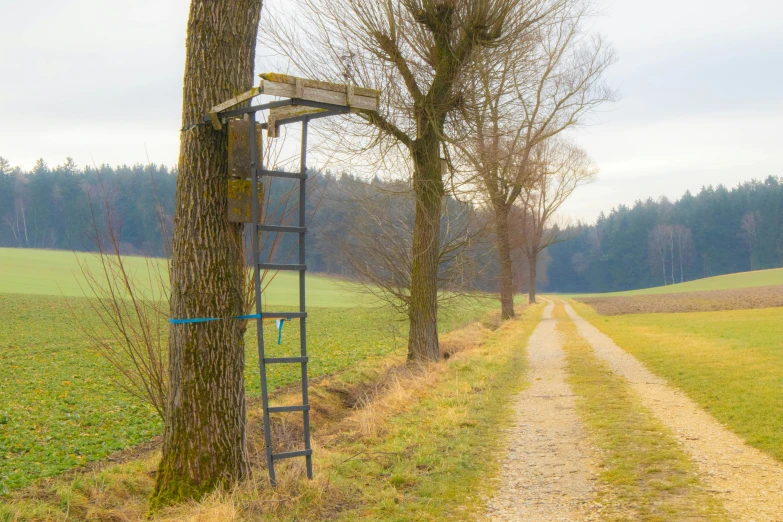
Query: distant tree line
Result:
<box><xmin>0</xmin><ymin>157</ymin><xmax>176</xmax><ymax>256</ymax></box>
<box><xmin>0</xmin><ymin>159</ymin><xmax>530</xmax><ymax>291</ymax></box>
<box><xmin>545</xmin><ymin>176</ymin><xmax>783</xmax><ymax>293</ymax></box>
<box><xmin>2</xmin><ymin>157</ymin><xmax>779</xmax><ymax>294</ymax></box>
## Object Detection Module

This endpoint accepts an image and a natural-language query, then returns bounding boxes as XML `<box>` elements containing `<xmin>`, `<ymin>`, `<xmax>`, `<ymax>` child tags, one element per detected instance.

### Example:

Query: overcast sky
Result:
<box><xmin>1</xmin><ymin>0</ymin><xmax>781</xmax><ymax>222</ymax></box>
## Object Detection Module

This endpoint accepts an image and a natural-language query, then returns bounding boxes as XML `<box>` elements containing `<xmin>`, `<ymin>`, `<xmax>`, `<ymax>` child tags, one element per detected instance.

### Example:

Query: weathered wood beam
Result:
<box><xmin>259</xmin><ymin>73</ymin><xmax>378</xmax><ymax>111</ymax></box>
<box><xmin>207</xmin><ymin>86</ymin><xmax>264</xmax><ymax>130</ymax></box>
<box><xmin>207</xmin><ymin>73</ymin><xmax>379</xmax><ymax>131</ymax></box>
<box><xmin>267</xmin><ymin>105</ymin><xmax>327</xmax><ymax>138</ymax></box>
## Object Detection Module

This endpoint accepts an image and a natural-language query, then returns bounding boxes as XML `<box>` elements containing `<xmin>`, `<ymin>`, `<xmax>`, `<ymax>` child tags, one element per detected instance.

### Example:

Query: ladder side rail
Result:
<box><xmin>249</xmin><ymin>111</ymin><xmax>277</xmax><ymax>485</ymax></box>
<box><xmin>300</xmin><ymin>118</ymin><xmax>314</xmax><ymax>479</ymax></box>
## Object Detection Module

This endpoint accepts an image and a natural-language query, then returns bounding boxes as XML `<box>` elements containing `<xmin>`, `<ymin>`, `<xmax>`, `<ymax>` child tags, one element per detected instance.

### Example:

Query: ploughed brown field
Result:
<box><xmin>577</xmin><ymin>284</ymin><xmax>783</xmax><ymax>315</ymax></box>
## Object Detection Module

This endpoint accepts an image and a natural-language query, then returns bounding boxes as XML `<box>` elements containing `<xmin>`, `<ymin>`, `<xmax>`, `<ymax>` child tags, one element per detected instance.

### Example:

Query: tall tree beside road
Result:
<box><xmin>456</xmin><ymin>0</ymin><xmax>614</xmax><ymax>318</ymax></box>
<box><xmin>265</xmin><ymin>0</ymin><xmax>548</xmax><ymax>361</ymax></box>
<box><xmin>517</xmin><ymin>140</ymin><xmax>595</xmax><ymax>303</ymax></box>
<box><xmin>150</xmin><ymin>0</ymin><xmax>264</xmax><ymax>510</ymax></box>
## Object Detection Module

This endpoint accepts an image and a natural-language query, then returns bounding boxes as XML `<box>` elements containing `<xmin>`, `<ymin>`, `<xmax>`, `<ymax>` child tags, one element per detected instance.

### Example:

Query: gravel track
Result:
<box><xmin>564</xmin><ymin>300</ymin><xmax>783</xmax><ymax>521</ymax></box>
<box><xmin>484</xmin><ymin>301</ymin><xmax>598</xmax><ymax>521</ymax></box>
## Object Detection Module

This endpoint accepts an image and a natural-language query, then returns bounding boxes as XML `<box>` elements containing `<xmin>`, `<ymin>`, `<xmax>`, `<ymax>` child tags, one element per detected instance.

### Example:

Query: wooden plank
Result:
<box><xmin>207</xmin><ymin>86</ymin><xmax>263</xmax><ymax>130</ymax></box>
<box><xmin>267</xmin><ymin>105</ymin><xmax>327</xmax><ymax>138</ymax></box>
<box><xmin>227</xmin><ymin>178</ymin><xmax>264</xmax><ymax>223</ymax></box>
<box><xmin>228</xmin><ymin>119</ymin><xmax>264</xmax><ymax>178</ymax></box>
<box><xmin>208</xmin><ymin>74</ymin><xmax>378</xmax><ymax>131</ymax></box>
<box><xmin>208</xmin><ymin>112</ymin><xmax>222</xmax><ymax>131</ymax></box>
<box><xmin>259</xmin><ymin>73</ymin><xmax>378</xmax><ymax>98</ymax></box>
<box><xmin>259</xmin><ymin>73</ymin><xmax>378</xmax><ymax>111</ymax></box>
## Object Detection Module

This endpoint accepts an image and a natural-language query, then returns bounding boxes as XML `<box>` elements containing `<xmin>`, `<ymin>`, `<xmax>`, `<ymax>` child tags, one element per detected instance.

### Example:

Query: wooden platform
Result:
<box><xmin>208</xmin><ymin>73</ymin><xmax>379</xmax><ymax>130</ymax></box>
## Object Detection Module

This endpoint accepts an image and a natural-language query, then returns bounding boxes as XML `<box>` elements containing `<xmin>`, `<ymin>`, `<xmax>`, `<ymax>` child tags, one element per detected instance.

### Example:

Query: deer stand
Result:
<box><xmin>205</xmin><ymin>74</ymin><xmax>378</xmax><ymax>485</ymax></box>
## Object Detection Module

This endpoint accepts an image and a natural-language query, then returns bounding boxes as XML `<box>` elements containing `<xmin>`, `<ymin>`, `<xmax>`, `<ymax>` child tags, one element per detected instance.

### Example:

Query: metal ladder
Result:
<box><xmin>207</xmin><ymin>76</ymin><xmax>375</xmax><ymax>484</ymax></box>
<box><xmin>248</xmin><ymin>111</ymin><xmax>313</xmax><ymax>485</ymax></box>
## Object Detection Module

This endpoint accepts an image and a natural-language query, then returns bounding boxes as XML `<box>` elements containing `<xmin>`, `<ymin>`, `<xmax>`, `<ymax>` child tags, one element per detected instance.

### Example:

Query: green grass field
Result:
<box><xmin>558</xmin><ymin>267</ymin><xmax>783</xmax><ymax>298</ymax></box>
<box><xmin>573</xmin><ymin>302</ymin><xmax>783</xmax><ymax>463</ymax></box>
<box><xmin>0</xmin><ymin>248</ymin><xmax>496</xmax><ymax>493</ymax></box>
<box><xmin>0</xmin><ymin>248</ymin><xmax>377</xmax><ymax>308</ymax></box>
<box><xmin>0</xmin><ymin>304</ymin><xmax>542</xmax><ymax>521</ymax></box>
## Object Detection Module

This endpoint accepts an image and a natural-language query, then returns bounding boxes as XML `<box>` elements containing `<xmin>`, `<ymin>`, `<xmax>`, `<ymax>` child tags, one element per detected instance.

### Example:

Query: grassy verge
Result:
<box><xmin>315</xmin><ymin>304</ymin><xmax>542</xmax><ymax>521</ymax></box>
<box><xmin>0</xmin><ymin>304</ymin><xmax>542</xmax><ymax>521</ymax></box>
<box><xmin>572</xmin><ymin>301</ymin><xmax>783</xmax><ymax>462</ymax></box>
<box><xmin>554</xmin><ymin>303</ymin><xmax>726</xmax><ymax>521</ymax></box>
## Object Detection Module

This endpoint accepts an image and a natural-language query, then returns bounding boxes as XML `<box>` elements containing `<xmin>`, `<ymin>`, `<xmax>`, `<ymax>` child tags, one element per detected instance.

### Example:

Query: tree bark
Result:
<box><xmin>150</xmin><ymin>0</ymin><xmax>262</xmax><ymax>510</ymax></box>
<box><xmin>493</xmin><ymin>203</ymin><xmax>515</xmax><ymax>319</ymax></box>
<box><xmin>528</xmin><ymin>252</ymin><xmax>538</xmax><ymax>304</ymax></box>
<box><xmin>407</xmin><ymin>135</ymin><xmax>444</xmax><ymax>362</ymax></box>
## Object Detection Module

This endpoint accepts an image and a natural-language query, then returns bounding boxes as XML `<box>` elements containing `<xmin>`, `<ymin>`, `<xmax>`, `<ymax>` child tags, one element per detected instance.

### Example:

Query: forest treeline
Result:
<box><xmin>0</xmin><ymin>158</ymin><xmax>177</xmax><ymax>256</ymax></box>
<box><xmin>1</xmin><ymin>158</ymin><xmax>781</xmax><ymax>293</ymax></box>
<box><xmin>547</xmin><ymin>176</ymin><xmax>783</xmax><ymax>292</ymax></box>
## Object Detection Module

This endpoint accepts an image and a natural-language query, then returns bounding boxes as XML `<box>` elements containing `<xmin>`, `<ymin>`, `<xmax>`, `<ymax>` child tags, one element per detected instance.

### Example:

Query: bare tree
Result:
<box><xmin>324</xmin><ymin>177</ymin><xmax>483</xmax><ymax>319</ymax></box>
<box><xmin>151</xmin><ymin>0</ymin><xmax>264</xmax><ymax>510</ymax></box>
<box><xmin>666</xmin><ymin>224</ymin><xmax>675</xmax><ymax>285</ymax></box>
<box><xmin>74</xmin><ymin>175</ymin><xmax>294</xmax><ymax>424</ymax></box>
<box><xmin>517</xmin><ymin>139</ymin><xmax>596</xmax><ymax>303</ymax></box>
<box><xmin>264</xmin><ymin>0</ymin><xmax>552</xmax><ymax>360</ymax></box>
<box><xmin>74</xmin><ymin>175</ymin><xmax>171</xmax><ymax>420</ymax></box>
<box><xmin>648</xmin><ymin>224</ymin><xmax>672</xmax><ymax>286</ymax></box>
<box><xmin>571</xmin><ymin>250</ymin><xmax>589</xmax><ymax>275</ymax></box>
<box><xmin>673</xmin><ymin>224</ymin><xmax>693</xmax><ymax>283</ymax></box>
<box><xmin>740</xmin><ymin>211</ymin><xmax>761</xmax><ymax>271</ymax></box>
<box><xmin>453</xmin><ymin>0</ymin><xmax>615</xmax><ymax>318</ymax></box>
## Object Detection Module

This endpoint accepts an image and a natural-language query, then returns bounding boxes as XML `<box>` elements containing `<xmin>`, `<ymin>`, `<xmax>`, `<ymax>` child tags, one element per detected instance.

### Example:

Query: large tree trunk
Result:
<box><xmin>407</xmin><ymin>135</ymin><xmax>444</xmax><ymax>362</ymax></box>
<box><xmin>528</xmin><ymin>252</ymin><xmax>538</xmax><ymax>304</ymax></box>
<box><xmin>150</xmin><ymin>0</ymin><xmax>262</xmax><ymax>510</ymax></box>
<box><xmin>493</xmin><ymin>203</ymin><xmax>515</xmax><ymax>319</ymax></box>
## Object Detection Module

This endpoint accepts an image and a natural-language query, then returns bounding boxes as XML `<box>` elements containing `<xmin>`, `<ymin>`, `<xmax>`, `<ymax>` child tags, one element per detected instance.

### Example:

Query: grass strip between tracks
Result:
<box><xmin>555</xmin><ymin>302</ymin><xmax>726</xmax><ymax>521</ymax></box>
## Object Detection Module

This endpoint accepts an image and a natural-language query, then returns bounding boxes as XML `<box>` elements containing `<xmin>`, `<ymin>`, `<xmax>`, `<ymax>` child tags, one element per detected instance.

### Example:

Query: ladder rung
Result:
<box><xmin>259</xmin><ymin>263</ymin><xmax>306</xmax><ymax>271</ymax></box>
<box><xmin>268</xmin><ymin>405</ymin><xmax>310</xmax><ymax>413</ymax></box>
<box><xmin>259</xmin><ymin>225</ymin><xmax>306</xmax><ymax>233</ymax></box>
<box><xmin>261</xmin><ymin>169</ymin><xmax>307</xmax><ymax>180</ymax></box>
<box><xmin>262</xmin><ymin>312</ymin><xmax>307</xmax><ymax>319</ymax></box>
<box><xmin>264</xmin><ymin>356</ymin><xmax>309</xmax><ymax>364</ymax></box>
<box><xmin>272</xmin><ymin>449</ymin><xmax>312</xmax><ymax>461</ymax></box>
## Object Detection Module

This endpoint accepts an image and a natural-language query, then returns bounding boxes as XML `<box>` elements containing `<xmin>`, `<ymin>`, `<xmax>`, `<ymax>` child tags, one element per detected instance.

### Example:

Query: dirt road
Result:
<box><xmin>485</xmin><ymin>301</ymin><xmax>597</xmax><ymax>521</ymax></box>
<box><xmin>564</xmin><ymin>300</ymin><xmax>783</xmax><ymax>521</ymax></box>
<box><xmin>485</xmin><ymin>299</ymin><xmax>783</xmax><ymax>521</ymax></box>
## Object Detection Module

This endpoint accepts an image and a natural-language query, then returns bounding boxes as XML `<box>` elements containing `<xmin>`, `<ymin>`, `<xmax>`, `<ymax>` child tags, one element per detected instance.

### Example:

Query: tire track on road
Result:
<box><xmin>485</xmin><ymin>301</ymin><xmax>597</xmax><ymax>521</ymax></box>
<box><xmin>564</xmin><ymin>300</ymin><xmax>783</xmax><ymax>521</ymax></box>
